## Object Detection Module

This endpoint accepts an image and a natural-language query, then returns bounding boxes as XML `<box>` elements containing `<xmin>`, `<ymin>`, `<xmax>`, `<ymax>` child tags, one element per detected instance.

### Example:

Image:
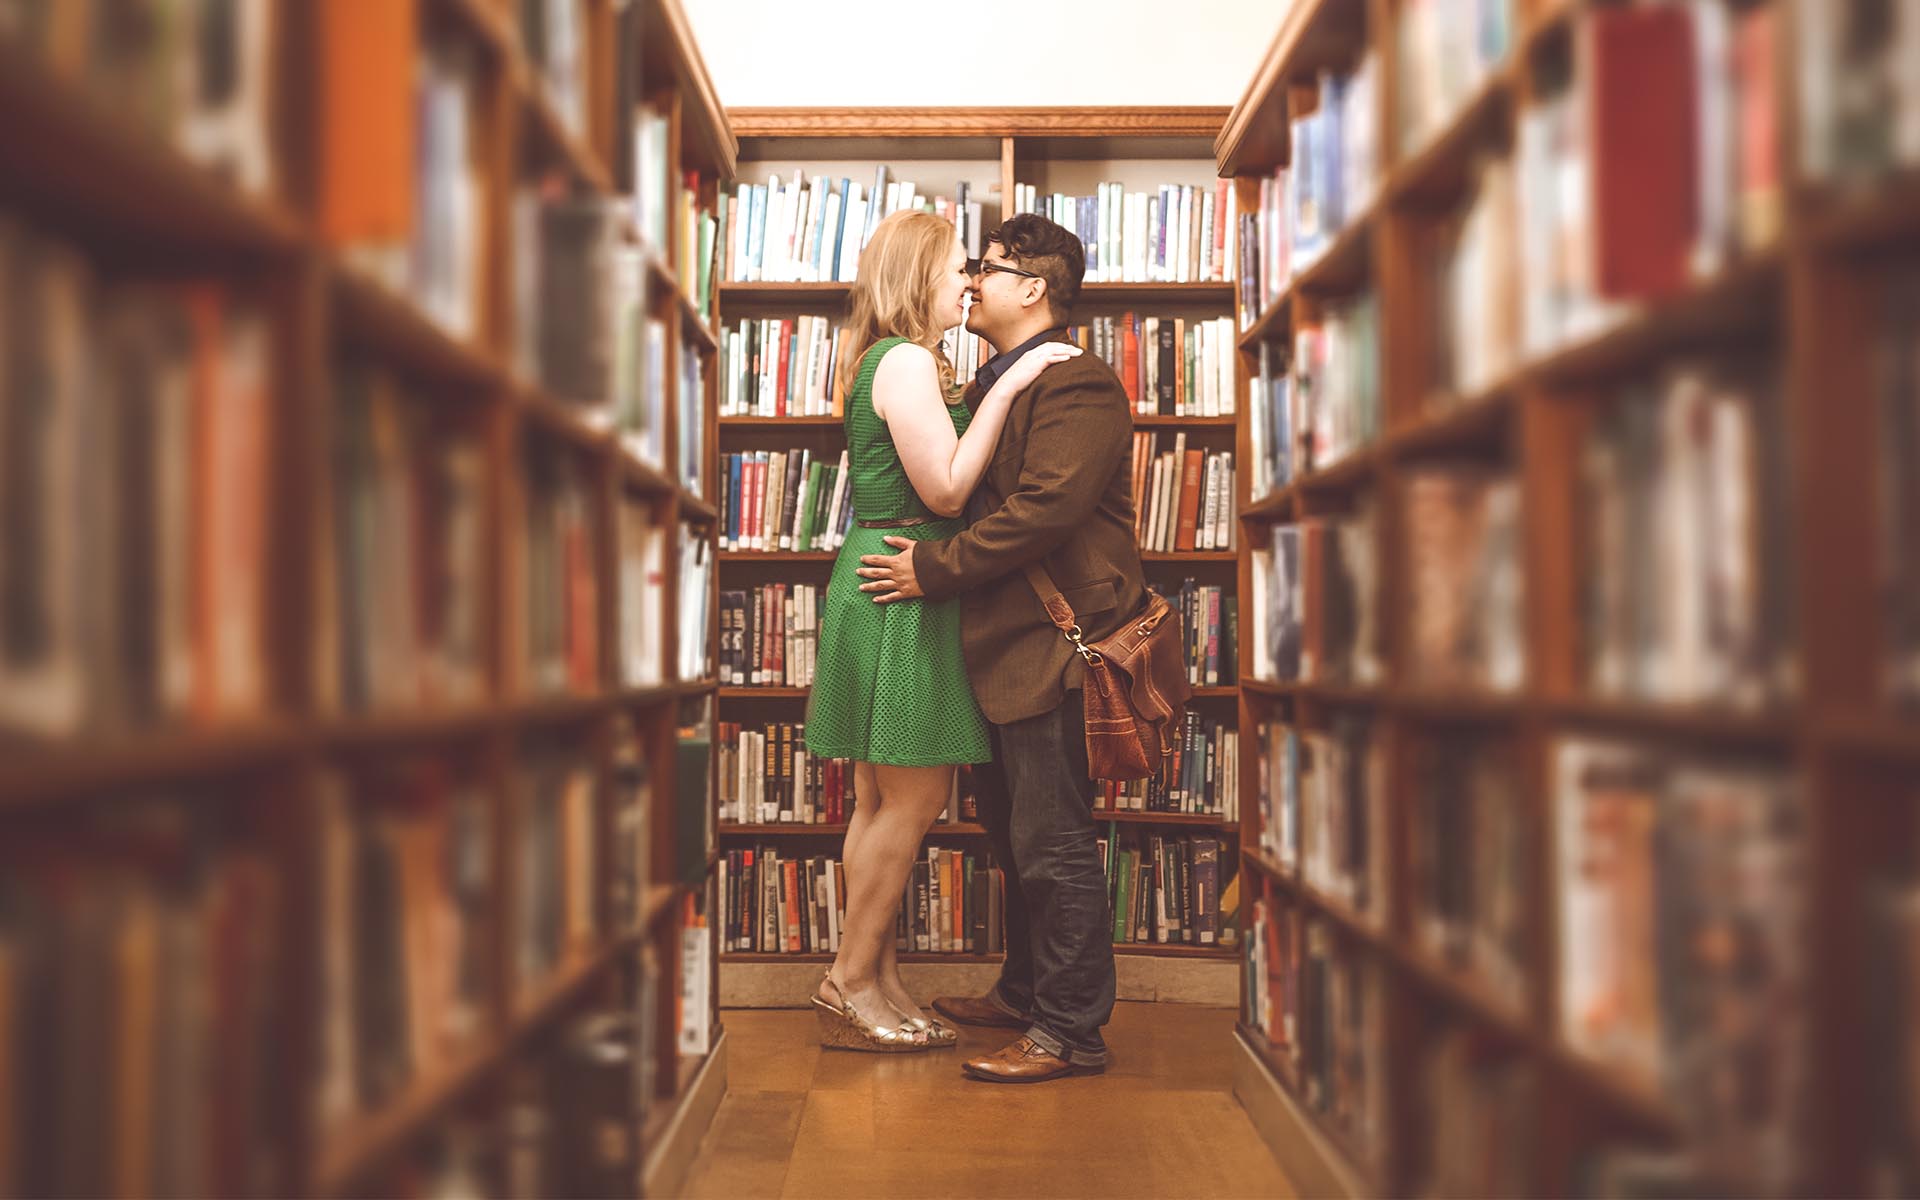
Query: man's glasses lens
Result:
<box><xmin>966</xmin><ymin>258</ymin><xmax>1036</xmax><ymax>279</ymax></box>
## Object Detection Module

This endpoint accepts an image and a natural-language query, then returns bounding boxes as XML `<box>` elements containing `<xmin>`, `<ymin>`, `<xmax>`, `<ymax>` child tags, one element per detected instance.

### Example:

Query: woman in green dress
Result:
<box><xmin>803</xmin><ymin>210</ymin><xmax>1080</xmax><ymax>1052</ymax></box>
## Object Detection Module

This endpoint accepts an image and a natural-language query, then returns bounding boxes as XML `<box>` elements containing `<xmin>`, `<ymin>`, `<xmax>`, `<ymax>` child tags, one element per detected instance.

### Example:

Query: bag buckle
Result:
<box><xmin>1064</xmin><ymin>623</ymin><xmax>1103</xmax><ymax>666</ymax></box>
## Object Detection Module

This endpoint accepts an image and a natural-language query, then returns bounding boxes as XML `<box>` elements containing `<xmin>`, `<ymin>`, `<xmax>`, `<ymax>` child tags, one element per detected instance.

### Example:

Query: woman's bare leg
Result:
<box><xmin>822</xmin><ymin>763</ymin><xmax>953</xmax><ymax>1027</ymax></box>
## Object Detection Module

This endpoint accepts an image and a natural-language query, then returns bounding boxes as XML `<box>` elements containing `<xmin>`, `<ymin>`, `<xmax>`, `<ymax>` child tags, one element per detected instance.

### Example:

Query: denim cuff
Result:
<box><xmin>1024</xmin><ymin>1023</ymin><xmax>1108</xmax><ymax>1067</ymax></box>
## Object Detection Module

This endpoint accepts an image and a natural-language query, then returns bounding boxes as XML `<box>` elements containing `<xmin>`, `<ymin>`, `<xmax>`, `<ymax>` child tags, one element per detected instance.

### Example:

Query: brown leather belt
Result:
<box><xmin>856</xmin><ymin>515</ymin><xmax>932</xmax><ymax>529</ymax></box>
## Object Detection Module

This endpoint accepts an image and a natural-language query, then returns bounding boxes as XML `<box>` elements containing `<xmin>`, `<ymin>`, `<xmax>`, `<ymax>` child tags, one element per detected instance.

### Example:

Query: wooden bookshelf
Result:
<box><xmin>1222</xmin><ymin>1</ymin><xmax>1920</xmax><ymax>1196</ymax></box>
<box><xmin>711</xmin><ymin>108</ymin><xmax>1244</xmax><ymax>973</ymax></box>
<box><xmin>0</xmin><ymin>2</ymin><xmax>730</xmax><ymax>1197</ymax></box>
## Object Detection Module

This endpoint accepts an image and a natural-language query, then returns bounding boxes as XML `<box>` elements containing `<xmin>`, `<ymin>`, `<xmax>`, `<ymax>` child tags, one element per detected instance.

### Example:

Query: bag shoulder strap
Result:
<box><xmin>1022</xmin><ymin>561</ymin><xmax>1081</xmax><ymax>637</ymax></box>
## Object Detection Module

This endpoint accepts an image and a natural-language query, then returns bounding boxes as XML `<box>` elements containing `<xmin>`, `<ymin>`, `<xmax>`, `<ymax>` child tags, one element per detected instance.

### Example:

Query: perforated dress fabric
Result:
<box><xmin>803</xmin><ymin>338</ymin><xmax>993</xmax><ymax>765</ymax></box>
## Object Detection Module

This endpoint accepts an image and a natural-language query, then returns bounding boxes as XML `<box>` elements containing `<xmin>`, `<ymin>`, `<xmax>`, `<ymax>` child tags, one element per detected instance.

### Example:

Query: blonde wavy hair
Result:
<box><xmin>836</xmin><ymin>209</ymin><xmax>962</xmax><ymax>403</ymax></box>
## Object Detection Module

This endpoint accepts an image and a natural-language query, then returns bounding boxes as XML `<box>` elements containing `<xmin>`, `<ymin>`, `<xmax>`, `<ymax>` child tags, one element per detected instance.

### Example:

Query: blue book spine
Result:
<box><xmin>809</xmin><ymin>175</ymin><xmax>830</xmax><ymax>278</ymax></box>
<box><xmin>747</xmin><ymin>184</ymin><xmax>767</xmax><ymax>279</ymax></box>
<box><xmin>828</xmin><ymin>178</ymin><xmax>851</xmax><ymax>281</ymax></box>
<box><xmin>728</xmin><ymin>454</ymin><xmax>744</xmax><ymax>549</ymax></box>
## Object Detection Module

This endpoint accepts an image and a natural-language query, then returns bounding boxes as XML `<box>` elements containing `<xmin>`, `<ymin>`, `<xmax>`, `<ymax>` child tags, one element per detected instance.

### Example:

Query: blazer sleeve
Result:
<box><xmin>913</xmin><ymin>369</ymin><xmax>1130</xmax><ymax>602</ymax></box>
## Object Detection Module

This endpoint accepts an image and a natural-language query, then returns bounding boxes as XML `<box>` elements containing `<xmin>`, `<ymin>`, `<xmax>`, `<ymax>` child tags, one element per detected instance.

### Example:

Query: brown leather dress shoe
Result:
<box><xmin>930</xmin><ymin>992</ymin><xmax>1028</xmax><ymax>1030</ymax></box>
<box><xmin>962</xmin><ymin>1036</ymin><xmax>1105</xmax><ymax>1084</ymax></box>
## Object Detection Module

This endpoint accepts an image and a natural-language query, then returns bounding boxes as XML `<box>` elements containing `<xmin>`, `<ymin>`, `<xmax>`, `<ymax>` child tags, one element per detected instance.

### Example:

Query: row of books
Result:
<box><xmin>632</xmin><ymin>100</ymin><xmax>721</xmax><ymax>319</ymax></box>
<box><xmin>616</xmin><ymin>500</ymin><xmax>666</xmax><ymax>688</ymax></box>
<box><xmin>719</xmin><ymin>449</ymin><xmax>854</xmax><ymax>554</ymax></box>
<box><xmin>520</xmin><ymin>185</ymin><xmax>708</xmax><ymax>484</ymax></box>
<box><xmin>1414</xmin><ymin>1026</ymin><xmax>1537</xmax><ymax>1198</ymax></box>
<box><xmin>720</xmin><ymin>317</ymin><xmax>846</xmax><ymax>417</ymax></box>
<box><xmin>523</xmin><ymin>0</ymin><xmax>587</xmax><ymax>140</ymax></box>
<box><xmin>1394</xmin><ymin>0</ymin><xmax>1514</xmax><ymax>160</ymax></box>
<box><xmin>719</xmin><ymin>845</ymin><xmax>1005</xmax><ymax>956</ymax></box>
<box><xmin>329</xmin><ymin>362</ymin><xmax>487</xmax><ymax>714</ymax></box>
<box><xmin>1556</xmin><ymin>739</ymin><xmax>1806</xmax><ymax>1191</ymax></box>
<box><xmin>0</xmin><ymin>221</ymin><xmax>269</xmax><ymax>740</ymax></box>
<box><xmin>719</xmin><ymin>585</ymin><xmax>823</xmax><ymax>689</ymax></box>
<box><xmin>677</xmin><ymin>528</ymin><xmax>713</xmax><ymax>683</ymax></box>
<box><xmin>1245</xmin><ymin>904</ymin><xmax>1385</xmax><ymax>1164</ymax></box>
<box><xmin>1403</xmin><ymin>467</ymin><xmax>1524</xmax><ymax>693</ymax></box>
<box><xmin>1886</xmin><ymin>270</ymin><xmax>1920</xmax><ymax>710</ymax></box>
<box><xmin>1434</xmin><ymin>157</ymin><xmax>1522</xmax><ymax>402</ymax></box>
<box><xmin>1099</xmin><ymin>711</ymin><xmax>1240</xmax><ymax>819</ymax></box>
<box><xmin>1131</xmin><ymin>434</ymin><xmax>1236</xmax><ymax>553</ymax></box>
<box><xmin>1169</xmin><ymin>579</ymin><xmax>1236</xmax><ymax>688</ymax></box>
<box><xmin>1867</xmin><ymin>836</ymin><xmax>1920</xmax><ymax>1196</ymax></box>
<box><xmin>0</xmin><ymin>797</ymin><xmax>283</xmax><ymax>1199</ymax></box>
<box><xmin>1406</xmin><ymin>732</ymin><xmax>1531</xmax><ymax>1011</ymax></box>
<box><xmin>313</xmin><ymin>762</ymin><xmax>495</xmax><ymax>1134</ymax></box>
<box><xmin>1070</xmin><ymin>314</ymin><xmax>1238</xmax><ymax>418</ymax></box>
<box><xmin>1582</xmin><ymin>359</ymin><xmax>1797</xmax><ymax>709</ymax></box>
<box><xmin>1245</xmin><ymin>295</ymin><xmax>1383</xmax><ymax>483</ymax></box>
<box><xmin>1102</xmin><ymin>833</ymin><xmax>1230</xmax><ymax>947</ymax></box>
<box><xmin>345</xmin><ymin>42</ymin><xmax>483</xmax><ymax>339</ymax></box>
<box><xmin>1800</xmin><ymin>0</ymin><xmax>1920</xmax><ymax>183</ymax></box>
<box><xmin>1292</xmin><ymin>293</ymin><xmax>1382</xmax><ymax>474</ymax></box>
<box><xmin>716</xmin><ymin>168</ymin><xmax>984</xmax><ymax>285</ymax></box>
<box><xmin>715</xmin><ymin>724</ymin><xmax>982</xmax><ymax>826</ymax></box>
<box><xmin>520</xmin><ymin>438</ymin><xmax>600</xmax><ymax>696</ymax></box>
<box><xmin>515</xmin><ymin>180</ymin><xmax>618</xmax><ymax>406</ymax></box>
<box><xmin>1011</xmin><ymin>181</ymin><xmax>1240</xmax><ymax>284</ymax></box>
<box><xmin>3</xmin><ymin>0</ymin><xmax>273</xmax><ymax>193</ymax></box>
<box><xmin>1247</xmin><ymin>514</ymin><xmax>1384</xmax><ymax>688</ymax></box>
<box><xmin>1254</xmin><ymin>717</ymin><xmax>1386</xmax><ymax>919</ymax></box>
<box><xmin>717</xmin><ymin>317</ymin><xmax>993</xmax><ymax>418</ymax></box>
<box><xmin>1236</xmin><ymin>53</ymin><xmax>1382</xmax><ymax>326</ymax></box>
<box><xmin>349</xmin><ymin>980</ymin><xmax>671</xmax><ymax>1199</ymax></box>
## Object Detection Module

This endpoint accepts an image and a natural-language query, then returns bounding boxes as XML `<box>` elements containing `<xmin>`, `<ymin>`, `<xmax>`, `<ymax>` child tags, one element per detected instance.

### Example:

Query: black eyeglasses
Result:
<box><xmin>964</xmin><ymin>257</ymin><xmax>1041</xmax><ymax>280</ymax></box>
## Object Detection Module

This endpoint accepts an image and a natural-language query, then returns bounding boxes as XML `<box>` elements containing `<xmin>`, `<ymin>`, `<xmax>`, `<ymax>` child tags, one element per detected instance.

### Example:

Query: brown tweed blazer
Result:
<box><xmin>913</xmin><ymin>335</ymin><xmax>1147</xmax><ymax>724</ymax></box>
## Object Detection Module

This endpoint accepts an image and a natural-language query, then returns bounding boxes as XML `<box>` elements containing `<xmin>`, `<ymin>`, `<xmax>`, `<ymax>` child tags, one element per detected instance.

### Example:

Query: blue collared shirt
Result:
<box><xmin>971</xmin><ymin>326</ymin><xmax>1068</xmax><ymax>396</ymax></box>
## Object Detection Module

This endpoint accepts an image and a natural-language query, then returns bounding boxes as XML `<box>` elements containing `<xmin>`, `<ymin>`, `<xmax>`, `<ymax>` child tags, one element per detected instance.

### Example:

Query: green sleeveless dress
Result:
<box><xmin>803</xmin><ymin>338</ymin><xmax>992</xmax><ymax>766</ymax></box>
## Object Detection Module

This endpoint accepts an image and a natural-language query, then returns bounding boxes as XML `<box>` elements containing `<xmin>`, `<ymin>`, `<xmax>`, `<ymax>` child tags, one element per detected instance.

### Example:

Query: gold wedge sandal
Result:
<box><xmin>899</xmin><ymin>1014</ymin><xmax>960</xmax><ymax>1047</ymax></box>
<box><xmin>811</xmin><ymin>971</ymin><xmax>932</xmax><ymax>1053</ymax></box>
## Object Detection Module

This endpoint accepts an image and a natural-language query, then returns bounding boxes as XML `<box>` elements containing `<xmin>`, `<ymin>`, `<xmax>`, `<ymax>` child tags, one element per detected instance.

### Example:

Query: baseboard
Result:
<box><xmin>1231</xmin><ymin>1028</ymin><xmax>1366</xmax><ymax>1200</ymax></box>
<box><xmin>641</xmin><ymin>1027</ymin><xmax>729</xmax><ymax>1198</ymax></box>
<box><xmin>720</xmin><ymin>955</ymin><xmax>1237</xmax><ymax>1008</ymax></box>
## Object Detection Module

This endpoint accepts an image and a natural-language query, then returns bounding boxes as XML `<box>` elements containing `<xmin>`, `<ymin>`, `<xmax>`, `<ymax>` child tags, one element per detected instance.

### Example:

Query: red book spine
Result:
<box><xmin>1588</xmin><ymin>7</ymin><xmax>1698</xmax><ymax>298</ymax></box>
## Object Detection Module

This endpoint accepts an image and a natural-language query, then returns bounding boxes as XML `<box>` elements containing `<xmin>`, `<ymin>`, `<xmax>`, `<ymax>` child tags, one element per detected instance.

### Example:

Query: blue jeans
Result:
<box><xmin>974</xmin><ymin>689</ymin><xmax>1116</xmax><ymax>1066</ymax></box>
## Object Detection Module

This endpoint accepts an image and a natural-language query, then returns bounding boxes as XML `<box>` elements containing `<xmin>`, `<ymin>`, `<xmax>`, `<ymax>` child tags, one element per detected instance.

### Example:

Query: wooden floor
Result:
<box><xmin>678</xmin><ymin>1001</ymin><xmax>1297</xmax><ymax>1199</ymax></box>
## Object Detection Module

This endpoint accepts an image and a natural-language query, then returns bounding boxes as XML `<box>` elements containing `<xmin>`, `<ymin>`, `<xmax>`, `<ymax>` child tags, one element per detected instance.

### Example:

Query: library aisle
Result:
<box><xmin>5</xmin><ymin>0</ymin><xmax>1920</xmax><ymax>1196</ymax></box>
<box><xmin>681</xmin><ymin>1002</ymin><xmax>1295</xmax><ymax>1200</ymax></box>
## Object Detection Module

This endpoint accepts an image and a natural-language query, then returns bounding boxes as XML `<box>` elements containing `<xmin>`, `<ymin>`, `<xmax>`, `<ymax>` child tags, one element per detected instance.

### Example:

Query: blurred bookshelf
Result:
<box><xmin>0</xmin><ymin>0</ymin><xmax>732</xmax><ymax>1196</ymax></box>
<box><xmin>1225</xmin><ymin>0</ymin><xmax>1920</xmax><ymax>1197</ymax></box>
<box><xmin>708</xmin><ymin>109</ymin><xmax>1247</xmax><ymax>975</ymax></box>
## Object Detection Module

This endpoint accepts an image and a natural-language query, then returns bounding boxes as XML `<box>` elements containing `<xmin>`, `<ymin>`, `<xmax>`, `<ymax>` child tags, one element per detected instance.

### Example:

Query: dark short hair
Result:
<box><xmin>986</xmin><ymin>214</ymin><xmax>1085</xmax><ymax>321</ymax></box>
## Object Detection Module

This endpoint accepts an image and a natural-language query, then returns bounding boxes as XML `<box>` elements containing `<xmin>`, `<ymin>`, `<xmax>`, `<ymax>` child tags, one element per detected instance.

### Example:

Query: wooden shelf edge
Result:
<box><xmin>1818</xmin><ymin>711</ymin><xmax>1920</xmax><ymax>762</ymax></box>
<box><xmin>519</xmin><ymin>71</ymin><xmax>613</xmax><ymax>193</ymax></box>
<box><xmin>331</xmin><ymin>264</ymin><xmax>510</xmax><ymax>389</ymax></box>
<box><xmin>1093</xmin><ymin>809</ymin><xmax>1235</xmax><ymax>828</ymax></box>
<box><xmin>719</xmin><ymin>822</ymin><xmax>988</xmax><ymax>836</ymax></box>
<box><xmin>1113</xmin><ymin>942</ymin><xmax>1238</xmax><ymax>959</ymax></box>
<box><xmin>0</xmin><ymin>34</ymin><xmax>307</xmax><ymax>255</ymax></box>
<box><xmin>0</xmin><ymin>722</ymin><xmax>308</xmax><ymax>806</ymax></box>
<box><xmin>718</xmin><ymin>415</ymin><xmax>846</xmax><ymax>428</ymax></box>
<box><xmin>1231</xmin><ymin>1025</ymin><xmax>1379</xmax><ymax>1200</ymax></box>
<box><xmin>720</xmin><ymin>952</ymin><xmax>1006</xmax><ymax>964</ymax></box>
<box><xmin>729</xmin><ymin>106</ymin><xmax>1228</xmax><ymax>140</ymax></box>
<box><xmin>314</xmin><ymin>937</ymin><xmax>632</xmax><ymax>1195</ymax></box>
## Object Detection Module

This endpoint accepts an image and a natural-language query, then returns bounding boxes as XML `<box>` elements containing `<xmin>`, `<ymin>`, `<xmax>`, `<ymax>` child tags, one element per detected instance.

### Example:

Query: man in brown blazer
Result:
<box><xmin>856</xmin><ymin>214</ymin><xmax>1144</xmax><ymax>1082</ymax></box>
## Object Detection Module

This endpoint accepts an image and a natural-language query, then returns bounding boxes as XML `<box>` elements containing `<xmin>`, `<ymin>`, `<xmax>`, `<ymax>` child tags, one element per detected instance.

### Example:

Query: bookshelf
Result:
<box><xmin>710</xmin><ymin>108</ymin><xmax>1245</xmax><ymax>985</ymax></box>
<box><xmin>0</xmin><ymin>1</ymin><xmax>732</xmax><ymax>1197</ymax></box>
<box><xmin>1223</xmin><ymin>0</ymin><xmax>1920</xmax><ymax>1196</ymax></box>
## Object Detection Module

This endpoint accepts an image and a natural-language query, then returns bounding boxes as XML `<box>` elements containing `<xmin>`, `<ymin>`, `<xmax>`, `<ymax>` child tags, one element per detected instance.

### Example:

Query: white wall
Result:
<box><xmin>681</xmin><ymin>0</ymin><xmax>1285</xmax><ymax>108</ymax></box>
